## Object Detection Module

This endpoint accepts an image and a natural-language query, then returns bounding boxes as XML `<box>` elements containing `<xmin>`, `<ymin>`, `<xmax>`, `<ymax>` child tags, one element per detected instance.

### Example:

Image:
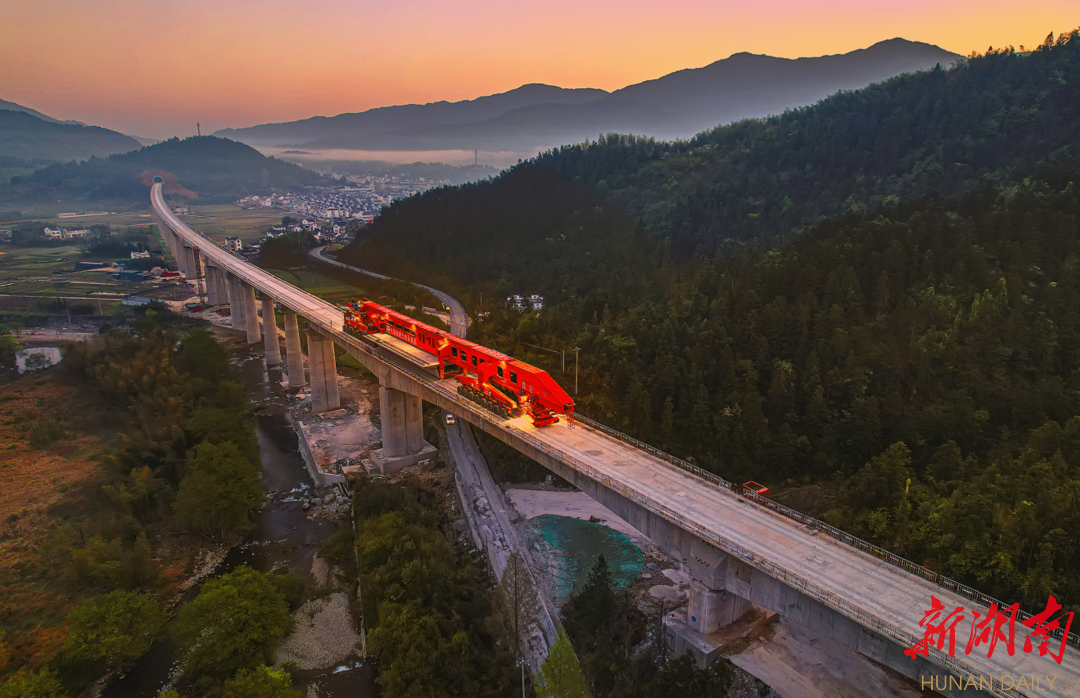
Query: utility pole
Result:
<box><xmin>574</xmin><ymin>346</ymin><xmax>580</xmax><ymax>395</ymax></box>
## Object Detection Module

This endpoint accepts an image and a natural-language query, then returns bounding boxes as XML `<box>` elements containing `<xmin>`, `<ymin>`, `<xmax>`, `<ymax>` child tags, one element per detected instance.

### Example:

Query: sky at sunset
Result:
<box><xmin>1</xmin><ymin>0</ymin><xmax>1077</xmax><ymax>138</ymax></box>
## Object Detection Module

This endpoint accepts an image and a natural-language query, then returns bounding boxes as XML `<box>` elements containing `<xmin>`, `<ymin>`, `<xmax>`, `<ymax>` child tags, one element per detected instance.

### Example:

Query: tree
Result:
<box><xmin>173</xmin><ymin>565</ymin><xmax>292</xmax><ymax>680</ymax></box>
<box><xmin>222</xmin><ymin>666</ymin><xmax>301</xmax><ymax>698</ymax></box>
<box><xmin>63</xmin><ymin>589</ymin><xmax>167</xmax><ymax>671</ymax></box>
<box><xmin>0</xmin><ymin>669</ymin><xmax>66</xmax><ymax>698</ymax></box>
<box><xmin>0</xmin><ymin>326</ymin><xmax>20</xmax><ymax>376</ymax></box>
<box><xmin>175</xmin><ymin>441</ymin><xmax>262</xmax><ymax>540</ymax></box>
<box><xmin>562</xmin><ymin>555</ymin><xmax>616</xmax><ymax>643</ymax></box>
<box><xmin>535</xmin><ymin>631</ymin><xmax>590</xmax><ymax>698</ymax></box>
<box><xmin>23</xmin><ymin>351</ymin><xmax>50</xmax><ymax>372</ymax></box>
<box><xmin>499</xmin><ymin>552</ymin><xmax>542</xmax><ymax>656</ymax></box>
<box><xmin>643</xmin><ymin>652</ymin><xmax>732</xmax><ymax>698</ymax></box>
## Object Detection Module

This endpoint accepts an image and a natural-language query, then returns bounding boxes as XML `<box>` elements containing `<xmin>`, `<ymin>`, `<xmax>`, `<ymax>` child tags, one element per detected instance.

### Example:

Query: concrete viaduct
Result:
<box><xmin>150</xmin><ymin>182</ymin><xmax>1078</xmax><ymax>698</ymax></box>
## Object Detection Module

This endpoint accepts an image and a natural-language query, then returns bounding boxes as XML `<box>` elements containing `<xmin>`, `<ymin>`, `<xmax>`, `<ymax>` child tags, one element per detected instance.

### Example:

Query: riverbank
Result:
<box><xmin>97</xmin><ymin>326</ymin><xmax>376</xmax><ymax>698</ymax></box>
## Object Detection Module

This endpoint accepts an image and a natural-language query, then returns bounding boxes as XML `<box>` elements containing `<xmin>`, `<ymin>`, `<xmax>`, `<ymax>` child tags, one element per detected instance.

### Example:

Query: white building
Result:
<box><xmin>507</xmin><ymin>294</ymin><xmax>543</xmax><ymax>311</ymax></box>
<box><xmin>130</xmin><ymin>250</ymin><xmax>151</xmax><ymax>259</ymax></box>
<box><xmin>225</xmin><ymin>237</ymin><xmax>243</xmax><ymax>252</ymax></box>
<box><xmin>43</xmin><ymin>227</ymin><xmax>90</xmax><ymax>239</ymax></box>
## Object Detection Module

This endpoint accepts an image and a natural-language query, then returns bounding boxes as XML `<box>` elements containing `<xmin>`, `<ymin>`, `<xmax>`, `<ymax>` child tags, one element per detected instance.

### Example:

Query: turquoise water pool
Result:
<box><xmin>524</xmin><ymin>514</ymin><xmax>644</xmax><ymax>598</ymax></box>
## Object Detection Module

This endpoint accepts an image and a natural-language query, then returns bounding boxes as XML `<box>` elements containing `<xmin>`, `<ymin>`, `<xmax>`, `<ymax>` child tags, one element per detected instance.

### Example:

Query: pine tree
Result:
<box><xmin>535</xmin><ymin>631</ymin><xmax>590</xmax><ymax>698</ymax></box>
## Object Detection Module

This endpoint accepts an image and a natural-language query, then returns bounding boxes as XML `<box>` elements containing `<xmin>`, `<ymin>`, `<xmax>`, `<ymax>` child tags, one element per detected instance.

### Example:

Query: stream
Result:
<box><xmin>100</xmin><ymin>350</ymin><xmax>377</xmax><ymax>698</ymax></box>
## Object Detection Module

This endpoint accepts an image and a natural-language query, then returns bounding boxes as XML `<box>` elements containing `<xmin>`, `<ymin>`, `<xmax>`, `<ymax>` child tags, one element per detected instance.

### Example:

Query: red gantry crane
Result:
<box><xmin>343</xmin><ymin>299</ymin><xmax>574</xmax><ymax>427</ymax></box>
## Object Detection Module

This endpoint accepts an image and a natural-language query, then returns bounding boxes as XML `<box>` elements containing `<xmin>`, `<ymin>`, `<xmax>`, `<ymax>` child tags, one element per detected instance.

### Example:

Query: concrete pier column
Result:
<box><xmin>241</xmin><ymin>282</ymin><xmax>260</xmax><ymax>344</ymax></box>
<box><xmin>180</xmin><ymin>245</ymin><xmax>193</xmax><ymax>277</ymax></box>
<box><xmin>283</xmin><ymin>310</ymin><xmax>306</xmax><ymax>388</ymax></box>
<box><xmin>192</xmin><ymin>248</ymin><xmax>205</xmax><ymax>300</ymax></box>
<box><xmin>204</xmin><ymin>265</ymin><xmax>221</xmax><ymax>305</ymax></box>
<box><xmin>261</xmin><ymin>296</ymin><xmax>281</xmax><ymax>364</ymax></box>
<box><xmin>307</xmin><ymin>328</ymin><xmax>340</xmax><ymax>412</ymax></box>
<box><xmin>226</xmin><ymin>274</ymin><xmax>245</xmax><ymax>328</ymax></box>
<box><xmin>165</xmin><ymin>229</ymin><xmax>178</xmax><ymax>263</ymax></box>
<box><xmin>687</xmin><ymin>581</ymin><xmax>751</xmax><ymax>635</ymax></box>
<box><xmin>665</xmin><ymin>547</ymin><xmax>754</xmax><ymax>666</ymax></box>
<box><xmin>215</xmin><ymin>266</ymin><xmax>229</xmax><ymax>305</ymax></box>
<box><xmin>372</xmin><ymin>382</ymin><xmax>436</xmax><ymax>474</ymax></box>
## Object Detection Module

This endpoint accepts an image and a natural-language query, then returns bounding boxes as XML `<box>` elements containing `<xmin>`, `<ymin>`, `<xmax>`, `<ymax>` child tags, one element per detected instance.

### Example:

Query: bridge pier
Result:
<box><xmin>307</xmin><ymin>329</ymin><xmax>340</xmax><ymax>413</ymax></box>
<box><xmin>180</xmin><ymin>244</ymin><xmax>194</xmax><ymax>278</ymax></box>
<box><xmin>213</xmin><ymin>265</ymin><xmax>229</xmax><ymax>306</ymax></box>
<box><xmin>226</xmin><ymin>274</ymin><xmax>246</xmax><ymax>329</ymax></box>
<box><xmin>204</xmin><ymin>264</ymin><xmax>224</xmax><ymax>305</ymax></box>
<box><xmin>261</xmin><ymin>297</ymin><xmax>281</xmax><ymax>365</ymax></box>
<box><xmin>241</xmin><ymin>282</ymin><xmax>260</xmax><ymax>344</ymax></box>
<box><xmin>372</xmin><ymin>383</ymin><xmax>436</xmax><ymax>474</ymax></box>
<box><xmin>283</xmin><ymin>310</ymin><xmax>306</xmax><ymax>388</ymax></box>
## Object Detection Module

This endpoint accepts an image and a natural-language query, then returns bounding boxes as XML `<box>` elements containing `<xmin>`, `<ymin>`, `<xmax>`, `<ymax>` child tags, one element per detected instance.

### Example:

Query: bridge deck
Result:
<box><xmin>151</xmin><ymin>184</ymin><xmax>1079</xmax><ymax>697</ymax></box>
<box><xmin>363</xmin><ymin>333</ymin><xmax>440</xmax><ymax>370</ymax></box>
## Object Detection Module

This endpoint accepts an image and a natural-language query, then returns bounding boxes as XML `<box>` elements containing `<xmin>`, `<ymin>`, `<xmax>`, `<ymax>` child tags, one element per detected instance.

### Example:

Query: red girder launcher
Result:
<box><xmin>343</xmin><ymin>299</ymin><xmax>574</xmax><ymax>427</ymax></box>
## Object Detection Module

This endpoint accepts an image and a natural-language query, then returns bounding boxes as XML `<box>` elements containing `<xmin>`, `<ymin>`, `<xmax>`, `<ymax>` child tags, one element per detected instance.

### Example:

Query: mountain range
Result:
<box><xmin>217</xmin><ymin>38</ymin><xmax>960</xmax><ymax>153</ymax></box>
<box><xmin>0</xmin><ymin>136</ymin><xmax>328</xmax><ymax>208</ymax></box>
<box><xmin>0</xmin><ymin>106</ymin><xmax>142</xmax><ymax>162</ymax></box>
<box><xmin>0</xmin><ymin>98</ymin><xmax>85</xmax><ymax>126</ymax></box>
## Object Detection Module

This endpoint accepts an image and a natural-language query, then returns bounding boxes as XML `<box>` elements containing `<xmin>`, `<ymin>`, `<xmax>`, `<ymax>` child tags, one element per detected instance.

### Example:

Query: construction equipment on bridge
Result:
<box><xmin>343</xmin><ymin>298</ymin><xmax>574</xmax><ymax>427</ymax></box>
<box><xmin>742</xmin><ymin>481</ymin><xmax>769</xmax><ymax>498</ymax></box>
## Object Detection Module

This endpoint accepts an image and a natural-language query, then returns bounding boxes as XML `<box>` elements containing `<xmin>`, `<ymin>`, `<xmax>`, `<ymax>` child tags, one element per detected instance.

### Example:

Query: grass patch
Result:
<box><xmin>177</xmin><ymin>205</ymin><xmax>288</xmax><ymax>243</ymax></box>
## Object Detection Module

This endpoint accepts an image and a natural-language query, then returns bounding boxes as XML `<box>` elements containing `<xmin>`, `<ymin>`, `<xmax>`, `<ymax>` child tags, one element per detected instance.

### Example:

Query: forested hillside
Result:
<box><xmin>0</xmin><ymin>136</ymin><xmax>328</xmax><ymax>208</ymax></box>
<box><xmin>341</xmin><ymin>31</ymin><xmax>1080</xmax><ymax>613</ymax></box>
<box><xmin>0</xmin><ymin>110</ymin><xmax>139</xmax><ymax>162</ymax></box>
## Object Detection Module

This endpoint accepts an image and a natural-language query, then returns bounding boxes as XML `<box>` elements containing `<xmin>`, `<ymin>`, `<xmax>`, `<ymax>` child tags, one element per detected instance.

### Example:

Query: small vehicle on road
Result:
<box><xmin>445</xmin><ymin>413</ymin><xmax>456</xmax><ymax>426</ymax></box>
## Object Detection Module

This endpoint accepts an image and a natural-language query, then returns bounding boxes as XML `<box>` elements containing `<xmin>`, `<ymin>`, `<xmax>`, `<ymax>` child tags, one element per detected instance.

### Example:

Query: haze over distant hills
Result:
<box><xmin>0</xmin><ymin>98</ymin><xmax>85</xmax><ymax>126</ymax></box>
<box><xmin>0</xmin><ymin>109</ymin><xmax>142</xmax><ymax>162</ymax></box>
<box><xmin>0</xmin><ymin>136</ymin><xmax>328</xmax><ymax>208</ymax></box>
<box><xmin>217</xmin><ymin>39</ymin><xmax>960</xmax><ymax>153</ymax></box>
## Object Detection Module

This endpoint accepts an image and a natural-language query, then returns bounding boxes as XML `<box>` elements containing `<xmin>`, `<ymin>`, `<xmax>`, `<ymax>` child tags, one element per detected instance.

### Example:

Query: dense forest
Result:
<box><xmin>340</xmin><ymin>32</ymin><xmax>1080</xmax><ymax>614</ymax></box>
<box><xmin>0</xmin><ymin>314</ymin><xmax>281</xmax><ymax>697</ymax></box>
<box><xmin>345</xmin><ymin>475</ymin><xmax>517</xmax><ymax>697</ymax></box>
<box><xmin>0</xmin><ymin>136</ymin><xmax>329</xmax><ymax>208</ymax></box>
<box><xmin>551</xmin><ymin>555</ymin><xmax>743</xmax><ymax>698</ymax></box>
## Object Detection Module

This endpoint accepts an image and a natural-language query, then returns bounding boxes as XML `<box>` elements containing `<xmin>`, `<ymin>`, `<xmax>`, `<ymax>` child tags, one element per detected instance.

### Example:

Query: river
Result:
<box><xmin>100</xmin><ymin>349</ymin><xmax>376</xmax><ymax>698</ymax></box>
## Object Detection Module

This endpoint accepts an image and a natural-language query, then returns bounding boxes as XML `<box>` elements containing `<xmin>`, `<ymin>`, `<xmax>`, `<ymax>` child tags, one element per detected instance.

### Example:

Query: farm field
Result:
<box><xmin>266</xmin><ymin>267</ymin><xmax>357</xmax><ymax>305</ymax></box>
<box><xmin>0</xmin><ymin>244</ymin><xmax>188</xmax><ymax>318</ymax></box>
<box><xmin>178</xmin><ymin>204</ymin><xmax>286</xmax><ymax>243</ymax></box>
<box><xmin>0</xmin><ymin>210</ymin><xmax>156</xmax><ymax>228</ymax></box>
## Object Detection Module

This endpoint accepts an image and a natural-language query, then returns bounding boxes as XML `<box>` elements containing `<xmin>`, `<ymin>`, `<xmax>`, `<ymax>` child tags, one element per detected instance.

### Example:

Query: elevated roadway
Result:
<box><xmin>151</xmin><ymin>183</ymin><xmax>1079</xmax><ymax>697</ymax></box>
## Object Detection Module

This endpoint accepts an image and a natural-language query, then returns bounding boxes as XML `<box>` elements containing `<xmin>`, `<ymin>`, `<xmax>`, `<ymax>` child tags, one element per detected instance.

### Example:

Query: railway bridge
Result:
<box><xmin>150</xmin><ymin>182</ymin><xmax>1079</xmax><ymax>697</ymax></box>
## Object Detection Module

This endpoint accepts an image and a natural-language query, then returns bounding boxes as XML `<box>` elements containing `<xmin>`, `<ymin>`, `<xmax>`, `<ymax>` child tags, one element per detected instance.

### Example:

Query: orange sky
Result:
<box><xmin>0</xmin><ymin>0</ymin><xmax>1076</xmax><ymax>138</ymax></box>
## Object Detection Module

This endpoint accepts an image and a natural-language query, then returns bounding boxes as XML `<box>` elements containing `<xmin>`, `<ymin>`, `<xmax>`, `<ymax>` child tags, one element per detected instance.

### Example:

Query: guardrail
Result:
<box><xmin>573</xmin><ymin>412</ymin><xmax>1080</xmax><ymax>650</ymax></box>
<box><xmin>151</xmin><ymin>186</ymin><xmax>338</xmax><ymax>323</ymax></box>
<box><xmin>329</xmin><ymin>340</ymin><xmax>1033</xmax><ymax>694</ymax></box>
<box><xmin>151</xmin><ymin>186</ymin><xmax>1074</xmax><ymax>682</ymax></box>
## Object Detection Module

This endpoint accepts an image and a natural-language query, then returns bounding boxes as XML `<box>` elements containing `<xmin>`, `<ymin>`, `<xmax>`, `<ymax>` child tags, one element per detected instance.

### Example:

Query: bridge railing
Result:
<box><xmin>151</xmin><ymin>186</ymin><xmax>338</xmax><ymax>322</ymax></box>
<box><xmin>151</xmin><ymin>186</ymin><xmax>1074</xmax><ymax>664</ymax></box>
<box><xmin>572</xmin><ymin>413</ymin><xmax>1080</xmax><ymax>650</ymax></box>
<box><xmin>505</xmin><ymin>417</ymin><xmax>1020</xmax><ymax>698</ymax></box>
<box><xmin>330</xmin><ymin>336</ymin><xmax>1045</xmax><ymax>691</ymax></box>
